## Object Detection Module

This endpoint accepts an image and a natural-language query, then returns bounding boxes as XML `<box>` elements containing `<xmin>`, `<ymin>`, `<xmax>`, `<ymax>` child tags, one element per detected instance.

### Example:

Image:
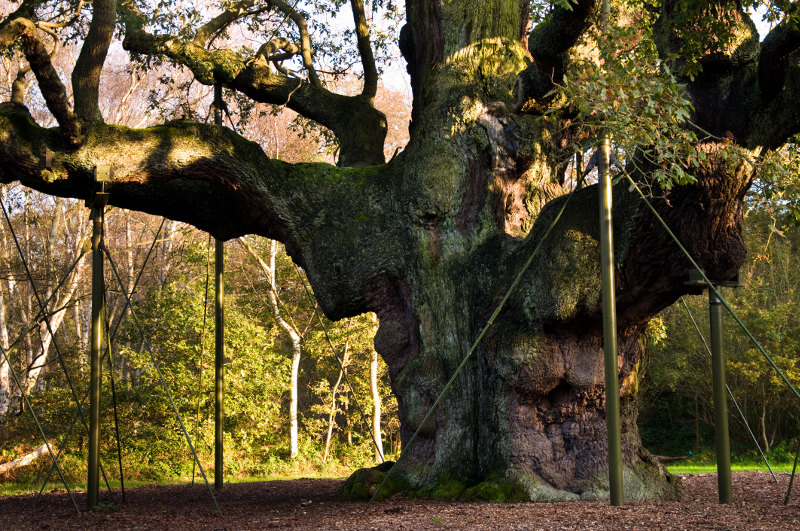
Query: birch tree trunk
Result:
<box><xmin>371</xmin><ymin>349</ymin><xmax>384</xmax><ymax>462</ymax></box>
<box><xmin>239</xmin><ymin>237</ymin><xmax>304</xmax><ymax>459</ymax></box>
<box><xmin>322</xmin><ymin>340</ymin><xmax>350</xmax><ymax>464</ymax></box>
<box><xmin>0</xmin><ymin>268</ymin><xmax>11</xmax><ymax>421</ymax></box>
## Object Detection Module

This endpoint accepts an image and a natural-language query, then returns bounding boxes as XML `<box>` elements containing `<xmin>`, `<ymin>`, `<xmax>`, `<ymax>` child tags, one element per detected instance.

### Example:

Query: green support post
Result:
<box><xmin>214</xmin><ymin>239</ymin><xmax>224</xmax><ymax>490</ymax></box>
<box><xmin>598</xmin><ymin>133</ymin><xmax>624</xmax><ymax>506</ymax></box>
<box><xmin>213</xmin><ymin>84</ymin><xmax>225</xmax><ymax>491</ymax></box>
<box><xmin>88</xmin><ymin>167</ymin><xmax>110</xmax><ymax>509</ymax></box>
<box><xmin>709</xmin><ymin>288</ymin><xmax>732</xmax><ymax>504</ymax></box>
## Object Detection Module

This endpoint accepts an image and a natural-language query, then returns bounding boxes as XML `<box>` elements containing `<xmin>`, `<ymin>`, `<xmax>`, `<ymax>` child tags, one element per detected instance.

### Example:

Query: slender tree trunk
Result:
<box><xmin>694</xmin><ymin>393</ymin><xmax>701</xmax><ymax>451</ymax></box>
<box><xmin>345</xmin><ymin>392</ymin><xmax>352</xmax><ymax>446</ymax></box>
<box><xmin>0</xmin><ymin>270</ymin><xmax>11</xmax><ymax>421</ymax></box>
<box><xmin>22</xmin><ymin>198</ymin><xmax>33</xmax><ymax>372</ymax></box>
<box><xmin>238</xmin><ymin>237</ymin><xmax>304</xmax><ymax>459</ymax></box>
<box><xmin>370</xmin><ymin>349</ymin><xmax>384</xmax><ymax>462</ymax></box>
<box><xmin>24</xmin><ymin>257</ymin><xmax>85</xmax><ymax>393</ymax></box>
<box><xmin>0</xmin><ymin>194</ymin><xmax>15</xmax><ymax>421</ymax></box>
<box><xmin>289</xmin><ymin>334</ymin><xmax>301</xmax><ymax>459</ymax></box>
<box><xmin>322</xmin><ymin>367</ymin><xmax>344</xmax><ymax>463</ymax></box>
<box><xmin>322</xmin><ymin>341</ymin><xmax>350</xmax><ymax>464</ymax></box>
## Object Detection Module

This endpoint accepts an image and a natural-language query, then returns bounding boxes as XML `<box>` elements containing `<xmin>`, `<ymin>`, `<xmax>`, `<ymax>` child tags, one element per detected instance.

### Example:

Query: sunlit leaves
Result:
<box><xmin>558</xmin><ymin>17</ymin><xmax>703</xmax><ymax>189</ymax></box>
<box><xmin>750</xmin><ymin>138</ymin><xmax>800</xmax><ymax>224</ymax></box>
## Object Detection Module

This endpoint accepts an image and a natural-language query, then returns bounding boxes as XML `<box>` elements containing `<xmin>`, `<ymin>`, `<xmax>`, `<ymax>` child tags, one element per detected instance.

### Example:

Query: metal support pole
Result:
<box><xmin>598</xmin><ymin>133</ymin><xmax>624</xmax><ymax>506</ymax></box>
<box><xmin>88</xmin><ymin>167</ymin><xmax>110</xmax><ymax>509</ymax></box>
<box><xmin>214</xmin><ymin>238</ymin><xmax>224</xmax><ymax>490</ymax></box>
<box><xmin>710</xmin><ymin>288</ymin><xmax>732</xmax><ymax>504</ymax></box>
<box><xmin>213</xmin><ymin>84</ymin><xmax>225</xmax><ymax>491</ymax></box>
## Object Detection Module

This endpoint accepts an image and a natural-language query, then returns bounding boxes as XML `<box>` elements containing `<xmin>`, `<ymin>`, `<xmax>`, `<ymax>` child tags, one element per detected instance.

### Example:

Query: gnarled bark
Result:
<box><xmin>2</xmin><ymin>0</ymin><xmax>800</xmax><ymax>502</ymax></box>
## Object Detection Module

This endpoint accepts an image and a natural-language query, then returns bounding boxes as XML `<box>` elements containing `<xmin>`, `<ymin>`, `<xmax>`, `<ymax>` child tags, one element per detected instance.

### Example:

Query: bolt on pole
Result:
<box><xmin>88</xmin><ymin>166</ymin><xmax>110</xmax><ymax>509</ymax></box>
<box><xmin>598</xmin><ymin>133</ymin><xmax>624</xmax><ymax>506</ymax></box>
<box><xmin>709</xmin><ymin>288</ymin><xmax>732</xmax><ymax>503</ymax></box>
<box><xmin>214</xmin><ymin>84</ymin><xmax>225</xmax><ymax>491</ymax></box>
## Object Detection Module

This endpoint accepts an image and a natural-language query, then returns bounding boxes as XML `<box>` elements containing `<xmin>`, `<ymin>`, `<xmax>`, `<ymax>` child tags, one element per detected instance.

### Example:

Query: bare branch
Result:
<box><xmin>36</xmin><ymin>0</ymin><xmax>87</xmax><ymax>30</ymax></box>
<box><xmin>192</xmin><ymin>0</ymin><xmax>258</xmax><ymax>48</ymax></box>
<box><xmin>0</xmin><ymin>18</ymin><xmax>81</xmax><ymax>146</ymax></box>
<box><xmin>122</xmin><ymin>24</ymin><xmax>387</xmax><ymax>166</ymax></box>
<box><xmin>350</xmin><ymin>0</ymin><xmax>378</xmax><ymax>100</ymax></box>
<box><xmin>72</xmin><ymin>0</ymin><xmax>117</xmax><ymax>123</ymax></box>
<box><xmin>252</xmin><ymin>37</ymin><xmax>302</xmax><ymax>67</ymax></box>
<box><xmin>270</xmin><ymin>0</ymin><xmax>320</xmax><ymax>87</ymax></box>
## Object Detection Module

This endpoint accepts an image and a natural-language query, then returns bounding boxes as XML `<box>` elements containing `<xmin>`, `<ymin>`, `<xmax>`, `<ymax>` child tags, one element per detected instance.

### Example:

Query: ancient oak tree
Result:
<box><xmin>2</xmin><ymin>0</ymin><xmax>799</xmax><ymax>500</ymax></box>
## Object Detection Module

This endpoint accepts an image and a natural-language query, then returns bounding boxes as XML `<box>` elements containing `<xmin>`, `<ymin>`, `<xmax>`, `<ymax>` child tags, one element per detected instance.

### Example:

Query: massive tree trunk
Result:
<box><xmin>1</xmin><ymin>0</ymin><xmax>798</xmax><ymax>501</ymax></box>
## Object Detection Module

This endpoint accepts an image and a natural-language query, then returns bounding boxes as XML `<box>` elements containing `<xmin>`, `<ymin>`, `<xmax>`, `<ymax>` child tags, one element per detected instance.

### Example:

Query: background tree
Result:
<box><xmin>641</xmin><ymin>188</ymin><xmax>800</xmax><ymax>460</ymax></box>
<box><xmin>2</xmin><ymin>0</ymin><xmax>800</xmax><ymax>501</ymax></box>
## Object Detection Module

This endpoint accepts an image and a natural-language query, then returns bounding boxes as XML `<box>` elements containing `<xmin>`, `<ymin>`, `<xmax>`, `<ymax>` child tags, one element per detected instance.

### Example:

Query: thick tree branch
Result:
<box><xmin>759</xmin><ymin>20</ymin><xmax>800</xmax><ymax>102</ymax></box>
<box><xmin>651</xmin><ymin>2</ymin><xmax>800</xmax><ymax>149</ymax></box>
<box><xmin>0</xmin><ymin>18</ymin><xmax>81</xmax><ymax>146</ymax></box>
<box><xmin>122</xmin><ymin>26</ymin><xmax>387</xmax><ymax>166</ymax></box>
<box><xmin>350</xmin><ymin>0</ymin><xmax>378</xmax><ymax>100</ymax></box>
<box><xmin>0</xmin><ymin>109</ymin><xmax>403</xmax><ymax>317</ymax></box>
<box><xmin>747</xmin><ymin>56</ymin><xmax>800</xmax><ymax>148</ymax></box>
<box><xmin>528</xmin><ymin>0</ymin><xmax>598</xmax><ymax>61</ymax></box>
<box><xmin>513</xmin><ymin>0</ymin><xmax>598</xmax><ymax>113</ymax></box>
<box><xmin>252</xmin><ymin>37</ymin><xmax>301</xmax><ymax>66</ymax></box>
<box><xmin>72</xmin><ymin>0</ymin><xmax>116</xmax><ymax>123</ymax></box>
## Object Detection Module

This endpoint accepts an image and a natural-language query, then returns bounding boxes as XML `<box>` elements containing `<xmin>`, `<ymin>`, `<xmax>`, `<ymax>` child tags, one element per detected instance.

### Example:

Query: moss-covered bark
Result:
<box><xmin>2</xmin><ymin>0</ymin><xmax>798</xmax><ymax>503</ymax></box>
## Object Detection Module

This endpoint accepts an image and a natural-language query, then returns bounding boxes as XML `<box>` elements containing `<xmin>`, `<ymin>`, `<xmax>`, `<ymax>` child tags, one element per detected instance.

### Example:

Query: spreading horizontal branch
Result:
<box><xmin>122</xmin><ymin>23</ymin><xmax>386</xmax><ymax>166</ymax></box>
<box><xmin>0</xmin><ymin>108</ymin><xmax>403</xmax><ymax>318</ymax></box>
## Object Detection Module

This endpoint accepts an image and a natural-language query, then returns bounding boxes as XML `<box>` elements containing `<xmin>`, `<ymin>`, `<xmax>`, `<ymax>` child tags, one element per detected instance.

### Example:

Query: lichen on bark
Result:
<box><xmin>3</xmin><ymin>0</ymin><xmax>799</xmax><ymax>504</ymax></box>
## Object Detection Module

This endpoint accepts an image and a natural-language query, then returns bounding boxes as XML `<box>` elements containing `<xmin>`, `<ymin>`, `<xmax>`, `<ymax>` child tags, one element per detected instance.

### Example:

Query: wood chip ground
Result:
<box><xmin>1</xmin><ymin>472</ymin><xmax>798</xmax><ymax>529</ymax></box>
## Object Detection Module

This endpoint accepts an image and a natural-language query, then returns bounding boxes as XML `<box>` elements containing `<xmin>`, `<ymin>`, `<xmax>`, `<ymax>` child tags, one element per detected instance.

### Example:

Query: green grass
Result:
<box><xmin>668</xmin><ymin>462</ymin><xmax>797</xmax><ymax>474</ymax></box>
<box><xmin>0</xmin><ymin>478</ymin><xmax>187</xmax><ymax>497</ymax></box>
<box><xmin>3</xmin><ymin>463</ymin><xmax>795</xmax><ymax>498</ymax></box>
<box><xmin>0</xmin><ymin>471</ymin><xmax>351</xmax><ymax>497</ymax></box>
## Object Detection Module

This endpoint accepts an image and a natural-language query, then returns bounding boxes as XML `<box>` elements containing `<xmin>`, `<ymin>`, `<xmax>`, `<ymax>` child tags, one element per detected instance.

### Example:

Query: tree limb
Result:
<box><xmin>36</xmin><ymin>0</ymin><xmax>87</xmax><ymax>30</ymax></box>
<box><xmin>513</xmin><ymin>0</ymin><xmax>598</xmax><ymax>112</ymax></box>
<box><xmin>0</xmin><ymin>18</ymin><xmax>81</xmax><ymax>146</ymax></box>
<box><xmin>192</xmin><ymin>0</ymin><xmax>259</xmax><ymax>48</ymax></box>
<box><xmin>350</xmin><ymin>0</ymin><xmax>378</xmax><ymax>100</ymax></box>
<box><xmin>72</xmin><ymin>0</ymin><xmax>117</xmax><ymax>123</ymax></box>
<box><xmin>0</xmin><ymin>0</ymin><xmax>45</xmax><ymax>34</ymax></box>
<box><xmin>0</xmin><ymin>109</ymin><xmax>404</xmax><ymax>318</ymax></box>
<box><xmin>122</xmin><ymin>24</ymin><xmax>387</xmax><ymax>166</ymax></box>
<box><xmin>0</xmin><ymin>442</ymin><xmax>49</xmax><ymax>475</ymax></box>
<box><xmin>527</xmin><ymin>0</ymin><xmax>598</xmax><ymax>61</ymax></box>
<box><xmin>11</xmin><ymin>64</ymin><xmax>31</xmax><ymax>105</ymax></box>
<box><xmin>269</xmin><ymin>0</ymin><xmax>320</xmax><ymax>88</ymax></box>
<box><xmin>759</xmin><ymin>19</ymin><xmax>800</xmax><ymax>102</ymax></box>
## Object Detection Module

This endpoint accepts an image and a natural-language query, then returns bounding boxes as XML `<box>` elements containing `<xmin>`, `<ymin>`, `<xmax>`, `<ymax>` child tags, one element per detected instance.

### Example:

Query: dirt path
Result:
<box><xmin>1</xmin><ymin>472</ymin><xmax>798</xmax><ymax>529</ymax></box>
